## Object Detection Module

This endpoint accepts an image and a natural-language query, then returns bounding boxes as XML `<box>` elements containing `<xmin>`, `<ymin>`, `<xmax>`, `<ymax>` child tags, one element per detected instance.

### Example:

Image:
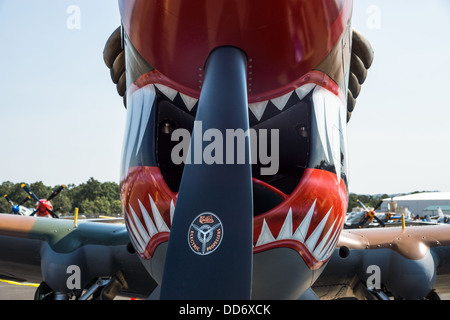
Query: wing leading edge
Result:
<box><xmin>313</xmin><ymin>224</ymin><xmax>450</xmax><ymax>300</ymax></box>
<box><xmin>0</xmin><ymin>214</ymin><xmax>156</xmax><ymax>299</ymax></box>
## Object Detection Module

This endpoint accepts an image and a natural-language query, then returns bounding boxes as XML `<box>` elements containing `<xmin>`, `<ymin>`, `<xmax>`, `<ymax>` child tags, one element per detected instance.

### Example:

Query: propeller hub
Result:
<box><xmin>12</xmin><ymin>205</ymin><xmax>20</xmax><ymax>214</ymax></box>
<box><xmin>36</xmin><ymin>199</ymin><xmax>53</xmax><ymax>216</ymax></box>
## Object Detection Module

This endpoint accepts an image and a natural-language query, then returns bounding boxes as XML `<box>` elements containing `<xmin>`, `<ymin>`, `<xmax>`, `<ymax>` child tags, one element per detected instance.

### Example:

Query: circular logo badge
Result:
<box><xmin>188</xmin><ymin>212</ymin><xmax>223</xmax><ymax>255</ymax></box>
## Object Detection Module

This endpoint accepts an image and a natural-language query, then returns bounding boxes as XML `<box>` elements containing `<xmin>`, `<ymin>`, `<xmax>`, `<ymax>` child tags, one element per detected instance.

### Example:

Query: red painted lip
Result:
<box><xmin>121</xmin><ymin>166</ymin><xmax>347</xmax><ymax>269</ymax></box>
<box><xmin>121</xmin><ymin>166</ymin><xmax>174</xmax><ymax>260</ymax></box>
<box><xmin>253</xmin><ymin>168</ymin><xmax>348</xmax><ymax>270</ymax></box>
<box><xmin>129</xmin><ymin>69</ymin><xmax>345</xmax><ymax>105</ymax></box>
<box><xmin>119</xmin><ymin>0</ymin><xmax>352</xmax><ymax>99</ymax></box>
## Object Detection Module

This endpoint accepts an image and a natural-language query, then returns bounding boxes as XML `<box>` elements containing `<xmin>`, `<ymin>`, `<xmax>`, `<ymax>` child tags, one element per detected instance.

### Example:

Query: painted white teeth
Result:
<box><xmin>136</xmin><ymin>85</ymin><xmax>156</xmax><ymax>156</ymax></box>
<box><xmin>138</xmin><ymin>199</ymin><xmax>158</xmax><ymax>237</ymax></box>
<box><xmin>125</xmin><ymin>194</ymin><xmax>172</xmax><ymax>255</ymax></box>
<box><xmin>248</xmin><ymin>101</ymin><xmax>268</xmax><ymax>121</ymax></box>
<box><xmin>125</xmin><ymin>216</ymin><xmax>144</xmax><ymax>253</ymax></box>
<box><xmin>125</xmin><ymin>208</ymin><xmax>147</xmax><ymax>253</ymax></box>
<box><xmin>148</xmin><ymin>194</ymin><xmax>170</xmax><ymax>232</ymax></box>
<box><xmin>270</xmin><ymin>91</ymin><xmax>292</xmax><ymax>111</ymax></box>
<box><xmin>122</xmin><ymin>84</ymin><xmax>156</xmax><ymax>179</ymax></box>
<box><xmin>155</xmin><ymin>83</ymin><xmax>178</xmax><ymax>101</ymax></box>
<box><xmin>255</xmin><ymin>200</ymin><xmax>341</xmax><ymax>262</ymax></box>
<box><xmin>312</xmin><ymin>85</ymin><xmax>348</xmax><ymax>184</ymax></box>
<box><xmin>305</xmin><ymin>207</ymin><xmax>331</xmax><ymax>253</ymax></box>
<box><xmin>268</xmin><ymin>82</ymin><xmax>316</xmax><ymax>112</ymax></box>
<box><xmin>293</xmin><ymin>200</ymin><xmax>316</xmax><ymax>243</ymax></box>
<box><xmin>320</xmin><ymin>221</ymin><xmax>341</xmax><ymax>261</ymax></box>
<box><xmin>126</xmin><ymin>195</ymin><xmax>340</xmax><ymax>262</ymax></box>
<box><xmin>313</xmin><ymin>215</ymin><xmax>338</xmax><ymax>260</ymax></box>
<box><xmin>129</xmin><ymin>205</ymin><xmax>150</xmax><ymax>245</ymax></box>
<box><xmin>170</xmin><ymin>199</ymin><xmax>175</xmax><ymax>224</ymax></box>
<box><xmin>276</xmin><ymin>208</ymin><xmax>293</xmax><ymax>241</ymax></box>
<box><xmin>153</xmin><ymin>82</ymin><xmax>316</xmax><ymax>122</ymax></box>
<box><xmin>179</xmin><ymin>92</ymin><xmax>198</xmax><ymax>111</ymax></box>
<box><xmin>295</xmin><ymin>83</ymin><xmax>316</xmax><ymax>100</ymax></box>
<box><xmin>256</xmin><ymin>219</ymin><xmax>276</xmax><ymax>246</ymax></box>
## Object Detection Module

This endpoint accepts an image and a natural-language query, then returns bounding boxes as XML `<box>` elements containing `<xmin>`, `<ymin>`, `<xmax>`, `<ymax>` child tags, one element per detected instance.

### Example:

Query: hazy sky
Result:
<box><xmin>0</xmin><ymin>0</ymin><xmax>124</xmax><ymax>186</ymax></box>
<box><xmin>349</xmin><ymin>0</ymin><xmax>450</xmax><ymax>194</ymax></box>
<box><xmin>0</xmin><ymin>1</ymin><xmax>449</xmax><ymax>196</ymax></box>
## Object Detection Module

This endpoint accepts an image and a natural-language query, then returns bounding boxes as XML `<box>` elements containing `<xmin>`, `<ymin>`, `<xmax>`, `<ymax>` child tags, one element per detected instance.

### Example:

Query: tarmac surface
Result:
<box><xmin>1</xmin><ymin>279</ymin><xmax>450</xmax><ymax>300</ymax></box>
<box><xmin>0</xmin><ymin>280</ymin><xmax>37</xmax><ymax>300</ymax></box>
<box><xmin>0</xmin><ymin>280</ymin><xmax>132</xmax><ymax>300</ymax></box>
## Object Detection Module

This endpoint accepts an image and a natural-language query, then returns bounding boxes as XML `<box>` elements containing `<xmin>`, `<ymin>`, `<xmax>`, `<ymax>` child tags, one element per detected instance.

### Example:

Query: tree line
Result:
<box><xmin>0</xmin><ymin>178</ymin><xmax>433</xmax><ymax>216</ymax></box>
<box><xmin>347</xmin><ymin>193</ymin><xmax>389</xmax><ymax>212</ymax></box>
<box><xmin>0</xmin><ymin>178</ymin><xmax>122</xmax><ymax>217</ymax></box>
<box><xmin>347</xmin><ymin>190</ymin><xmax>436</xmax><ymax>212</ymax></box>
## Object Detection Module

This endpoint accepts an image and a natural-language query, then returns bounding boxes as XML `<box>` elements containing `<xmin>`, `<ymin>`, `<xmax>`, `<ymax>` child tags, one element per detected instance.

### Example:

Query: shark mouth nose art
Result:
<box><xmin>121</xmin><ymin>68</ymin><xmax>348</xmax><ymax>269</ymax></box>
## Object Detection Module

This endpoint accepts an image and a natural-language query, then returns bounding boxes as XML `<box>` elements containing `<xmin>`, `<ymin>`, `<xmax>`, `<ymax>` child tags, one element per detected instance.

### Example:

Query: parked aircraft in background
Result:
<box><xmin>2</xmin><ymin>194</ymin><xmax>33</xmax><ymax>216</ymax></box>
<box><xmin>344</xmin><ymin>199</ymin><xmax>386</xmax><ymax>228</ymax></box>
<box><xmin>20</xmin><ymin>184</ymin><xmax>65</xmax><ymax>218</ymax></box>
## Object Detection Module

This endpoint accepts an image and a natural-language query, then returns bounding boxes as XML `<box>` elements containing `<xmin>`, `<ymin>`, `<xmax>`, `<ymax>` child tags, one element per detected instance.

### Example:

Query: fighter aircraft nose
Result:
<box><xmin>37</xmin><ymin>199</ymin><xmax>52</xmax><ymax>211</ymax></box>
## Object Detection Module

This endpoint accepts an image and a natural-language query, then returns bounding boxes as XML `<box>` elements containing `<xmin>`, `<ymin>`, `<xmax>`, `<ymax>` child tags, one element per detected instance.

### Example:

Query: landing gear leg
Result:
<box><xmin>79</xmin><ymin>272</ymin><xmax>127</xmax><ymax>300</ymax></box>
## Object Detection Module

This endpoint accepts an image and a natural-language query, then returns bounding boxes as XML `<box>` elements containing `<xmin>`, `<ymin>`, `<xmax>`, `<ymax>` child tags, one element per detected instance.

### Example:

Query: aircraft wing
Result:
<box><xmin>312</xmin><ymin>224</ymin><xmax>450</xmax><ymax>300</ymax></box>
<box><xmin>0</xmin><ymin>214</ymin><xmax>156</xmax><ymax>299</ymax></box>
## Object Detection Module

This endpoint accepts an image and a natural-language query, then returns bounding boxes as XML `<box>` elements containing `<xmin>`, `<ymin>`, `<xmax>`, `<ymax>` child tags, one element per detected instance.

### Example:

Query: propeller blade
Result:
<box><xmin>30</xmin><ymin>209</ymin><xmax>38</xmax><ymax>216</ymax></box>
<box><xmin>373</xmin><ymin>200</ymin><xmax>383</xmax><ymax>211</ymax></box>
<box><xmin>47</xmin><ymin>185</ymin><xmax>66</xmax><ymax>201</ymax></box>
<box><xmin>21</xmin><ymin>184</ymin><xmax>40</xmax><ymax>202</ymax></box>
<box><xmin>46</xmin><ymin>208</ymin><xmax>59</xmax><ymax>219</ymax></box>
<box><xmin>3</xmin><ymin>194</ymin><xmax>14</xmax><ymax>206</ymax></box>
<box><xmin>18</xmin><ymin>195</ymin><xmax>31</xmax><ymax>206</ymax></box>
<box><xmin>356</xmin><ymin>199</ymin><xmax>369</xmax><ymax>212</ymax></box>
<box><xmin>373</xmin><ymin>215</ymin><xmax>386</xmax><ymax>227</ymax></box>
<box><xmin>160</xmin><ymin>47</ymin><xmax>253</xmax><ymax>299</ymax></box>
